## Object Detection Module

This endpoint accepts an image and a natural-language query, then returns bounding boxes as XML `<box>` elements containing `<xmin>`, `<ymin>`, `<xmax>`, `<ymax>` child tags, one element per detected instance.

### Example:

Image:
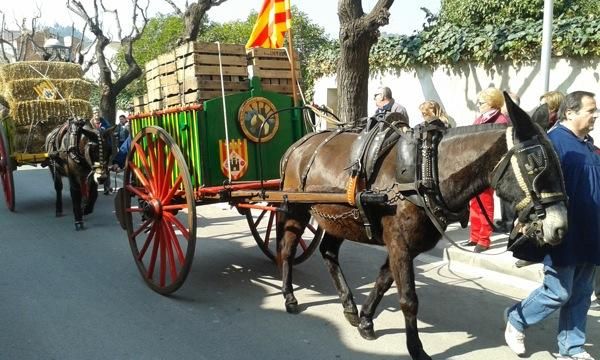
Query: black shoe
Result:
<box><xmin>462</xmin><ymin>240</ymin><xmax>477</xmax><ymax>247</ymax></box>
<box><xmin>474</xmin><ymin>244</ymin><xmax>489</xmax><ymax>253</ymax></box>
<box><xmin>494</xmin><ymin>222</ymin><xmax>510</xmax><ymax>233</ymax></box>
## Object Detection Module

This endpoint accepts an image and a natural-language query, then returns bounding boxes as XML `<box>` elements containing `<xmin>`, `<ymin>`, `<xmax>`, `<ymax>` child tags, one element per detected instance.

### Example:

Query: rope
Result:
<box><xmin>215</xmin><ymin>42</ymin><xmax>232</xmax><ymax>183</ymax></box>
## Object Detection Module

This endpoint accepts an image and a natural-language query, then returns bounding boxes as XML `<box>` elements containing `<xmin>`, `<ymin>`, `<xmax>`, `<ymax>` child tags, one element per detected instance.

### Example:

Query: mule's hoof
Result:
<box><xmin>285</xmin><ymin>301</ymin><xmax>299</xmax><ymax>314</ymax></box>
<box><xmin>412</xmin><ymin>349</ymin><xmax>432</xmax><ymax>360</ymax></box>
<box><xmin>358</xmin><ymin>321</ymin><xmax>376</xmax><ymax>340</ymax></box>
<box><xmin>74</xmin><ymin>222</ymin><xmax>85</xmax><ymax>231</ymax></box>
<box><xmin>344</xmin><ymin>311</ymin><xmax>360</xmax><ymax>327</ymax></box>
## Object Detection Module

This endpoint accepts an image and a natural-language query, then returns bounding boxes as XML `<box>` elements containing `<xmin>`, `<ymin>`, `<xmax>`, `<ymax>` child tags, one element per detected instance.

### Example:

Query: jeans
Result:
<box><xmin>595</xmin><ymin>267</ymin><xmax>600</xmax><ymax>299</ymax></box>
<box><xmin>507</xmin><ymin>261</ymin><xmax>595</xmax><ymax>356</ymax></box>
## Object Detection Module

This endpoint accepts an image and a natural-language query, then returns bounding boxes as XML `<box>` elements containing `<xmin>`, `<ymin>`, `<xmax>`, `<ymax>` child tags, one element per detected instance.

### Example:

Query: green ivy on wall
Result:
<box><xmin>305</xmin><ymin>14</ymin><xmax>600</xmax><ymax>88</ymax></box>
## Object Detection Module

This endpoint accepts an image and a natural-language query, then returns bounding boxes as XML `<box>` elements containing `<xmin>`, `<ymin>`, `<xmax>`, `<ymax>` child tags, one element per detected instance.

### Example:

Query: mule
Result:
<box><xmin>277</xmin><ymin>94</ymin><xmax>568</xmax><ymax>360</ymax></box>
<box><xmin>45</xmin><ymin>119</ymin><xmax>115</xmax><ymax>230</ymax></box>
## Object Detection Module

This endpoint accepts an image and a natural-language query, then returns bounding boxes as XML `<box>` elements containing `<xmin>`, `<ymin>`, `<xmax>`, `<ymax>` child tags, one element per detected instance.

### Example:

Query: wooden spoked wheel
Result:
<box><xmin>122</xmin><ymin>126</ymin><xmax>196</xmax><ymax>294</ymax></box>
<box><xmin>243</xmin><ymin>202</ymin><xmax>323</xmax><ymax>265</ymax></box>
<box><xmin>0</xmin><ymin>122</ymin><xmax>15</xmax><ymax>212</ymax></box>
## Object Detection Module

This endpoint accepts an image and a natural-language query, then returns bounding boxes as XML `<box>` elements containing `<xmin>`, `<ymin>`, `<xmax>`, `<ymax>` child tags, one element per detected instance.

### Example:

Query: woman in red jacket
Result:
<box><xmin>464</xmin><ymin>87</ymin><xmax>509</xmax><ymax>252</ymax></box>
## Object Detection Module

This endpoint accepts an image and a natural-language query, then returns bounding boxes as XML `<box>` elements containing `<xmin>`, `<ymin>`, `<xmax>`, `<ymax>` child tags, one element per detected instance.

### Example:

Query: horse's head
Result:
<box><xmin>80</xmin><ymin>123</ymin><xmax>116</xmax><ymax>185</ymax></box>
<box><xmin>491</xmin><ymin>92</ymin><xmax>568</xmax><ymax>246</ymax></box>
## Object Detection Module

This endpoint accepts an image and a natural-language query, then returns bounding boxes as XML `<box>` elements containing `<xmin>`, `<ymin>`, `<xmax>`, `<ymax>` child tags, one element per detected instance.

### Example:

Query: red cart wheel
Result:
<box><xmin>243</xmin><ymin>202</ymin><xmax>323</xmax><ymax>265</ymax></box>
<box><xmin>0</xmin><ymin>122</ymin><xmax>15</xmax><ymax>212</ymax></box>
<box><xmin>122</xmin><ymin>126</ymin><xmax>196</xmax><ymax>294</ymax></box>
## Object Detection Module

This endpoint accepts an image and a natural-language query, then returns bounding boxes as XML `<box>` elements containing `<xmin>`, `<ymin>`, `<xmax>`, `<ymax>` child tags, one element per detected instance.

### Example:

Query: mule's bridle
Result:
<box><xmin>490</xmin><ymin>127</ymin><xmax>567</xmax><ymax>240</ymax></box>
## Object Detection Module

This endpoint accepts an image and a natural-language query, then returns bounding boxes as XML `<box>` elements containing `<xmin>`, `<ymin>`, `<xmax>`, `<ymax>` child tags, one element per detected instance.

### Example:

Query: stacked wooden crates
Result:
<box><xmin>142</xmin><ymin>42</ymin><xmax>250</xmax><ymax>111</ymax></box>
<box><xmin>138</xmin><ymin>42</ymin><xmax>301</xmax><ymax>112</ymax></box>
<box><xmin>247</xmin><ymin>48</ymin><xmax>300</xmax><ymax>96</ymax></box>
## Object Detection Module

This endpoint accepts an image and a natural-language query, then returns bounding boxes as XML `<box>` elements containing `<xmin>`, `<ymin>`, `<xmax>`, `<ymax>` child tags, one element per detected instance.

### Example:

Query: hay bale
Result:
<box><xmin>0</xmin><ymin>61</ymin><xmax>82</xmax><ymax>83</ymax></box>
<box><xmin>12</xmin><ymin>121</ymin><xmax>58</xmax><ymax>153</ymax></box>
<box><xmin>10</xmin><ymin>99</ymin><xmax>92</xmax><ymax>126</ymax></box>
<box><xmin>0</xmin><ymin>61</ymin><xmax>92</xmax><ymax>126</ymax></box>
<box><xmin>4</xmin><ymin>78</ymin><xmax>93</xmax><ymax>102</ymax></box>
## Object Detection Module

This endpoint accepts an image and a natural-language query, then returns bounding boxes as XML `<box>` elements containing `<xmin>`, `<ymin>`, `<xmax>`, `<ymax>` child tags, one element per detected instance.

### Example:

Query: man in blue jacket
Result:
<box><xmin>504</xmin><ymin>91</ymin><xmax>599</xmax><ymax>360</ymax></box>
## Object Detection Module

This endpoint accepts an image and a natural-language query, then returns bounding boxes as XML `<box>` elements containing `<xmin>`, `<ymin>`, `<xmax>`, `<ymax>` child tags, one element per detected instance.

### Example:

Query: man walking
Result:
<box><xmin>504</xmin><ymin>91</ymin><xmax>600</xmax><ymax>359</ymax></box>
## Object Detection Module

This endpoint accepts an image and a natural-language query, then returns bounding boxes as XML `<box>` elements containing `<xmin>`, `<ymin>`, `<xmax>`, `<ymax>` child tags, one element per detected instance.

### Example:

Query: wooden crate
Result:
<box><xmin>147</xmin><ymin>100</ymin><xmax>162</xmax><ymax>111</ymax></box>
<box><xmin>133</xmin><ymin>94</ymin><xmax>148</xmax><ymax>107</ymax></box>
<box><xmin>145</xmin><ymin>59</ymin><xmax>160</xmax><ymax>81</ymax></box>
<box><xmin>247</xmin><ymin>48</ymin><xmax>300</xmax><ymax>95</ymax></box>
<box><xmin>175</xmin><ymin>41</ymin><xmax>249</xmax><ymax>88</ymax></box>
<box><xmin>162</xmin><ymin>94</ymin><xmax>183</xmax><ymax>108</ymax></box>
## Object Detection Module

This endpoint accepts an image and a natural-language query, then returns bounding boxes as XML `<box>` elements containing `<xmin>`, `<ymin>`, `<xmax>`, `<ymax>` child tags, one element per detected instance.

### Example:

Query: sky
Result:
<box><xmin>1</xmin><ymin>0</ymin><xmax>441</xmax><ymax>38</ymax></box>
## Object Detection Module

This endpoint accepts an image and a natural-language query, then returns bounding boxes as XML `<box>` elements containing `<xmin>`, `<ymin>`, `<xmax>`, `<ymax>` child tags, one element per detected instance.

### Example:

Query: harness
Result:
<box><xmin>491</xmin><ymin>128</ymin><xmax>567</xmax><ymax>246</ymax></box>
<box><xmin>291</xmin><ymin>120</ymin><xmax>566</xmax><ymax>246</ymax></box>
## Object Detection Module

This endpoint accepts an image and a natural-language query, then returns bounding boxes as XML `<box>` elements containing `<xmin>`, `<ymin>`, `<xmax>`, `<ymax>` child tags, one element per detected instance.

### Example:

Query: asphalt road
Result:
<box><xmin>0</xmin><ymin>168</ymin><xmax>598</xmax><ymax>360</ymax></box>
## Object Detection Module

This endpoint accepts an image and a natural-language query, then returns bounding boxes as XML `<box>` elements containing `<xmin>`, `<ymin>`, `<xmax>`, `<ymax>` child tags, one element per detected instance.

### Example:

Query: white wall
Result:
<box><xmin>313</xmin><ymin>58</ymin><xmax>600</xmax><ymax>139</ymax></box>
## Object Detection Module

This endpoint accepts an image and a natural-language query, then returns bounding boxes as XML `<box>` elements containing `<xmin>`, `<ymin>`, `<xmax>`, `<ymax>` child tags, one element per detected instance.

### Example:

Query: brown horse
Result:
<box><xmin>45</xmin><ymin>119</ymin><xmax>115</xmax><ymax>230</ymax></box>
<box><xmin>277</xmin><ymin>94</ymin><xmax>568</xmax><ymax>360</ymax></box>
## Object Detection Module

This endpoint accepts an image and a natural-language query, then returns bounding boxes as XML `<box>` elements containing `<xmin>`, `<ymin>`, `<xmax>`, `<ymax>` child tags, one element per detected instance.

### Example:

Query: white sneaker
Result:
<box><xmin>555</xmin><ymin>351</ymin><xmax>596</xmax><ymax>360</ymax></box>
<box><xmin>504</xmin><ymin>308</ymin><xmax>526</xmax><ymax>356</ymax></box>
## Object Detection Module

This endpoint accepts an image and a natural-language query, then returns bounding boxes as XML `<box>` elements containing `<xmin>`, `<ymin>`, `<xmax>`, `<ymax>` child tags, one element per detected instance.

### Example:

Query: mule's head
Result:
<box><xmin>80</xmin><ymin>123</ymin><xmax>116</xmax><ymax>185</ymax></box>
<box><xmin>491</xmin><ymin>92</ymin><xmax>568</xmax><ymax>246</ymax></box>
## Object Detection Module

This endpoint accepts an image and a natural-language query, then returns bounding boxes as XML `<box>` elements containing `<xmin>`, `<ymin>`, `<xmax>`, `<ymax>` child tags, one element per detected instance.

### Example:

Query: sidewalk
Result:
<box><xmin>423</xmin><ymin>223</ymin><xmax>545</xmax><ymax>284</ymax></box>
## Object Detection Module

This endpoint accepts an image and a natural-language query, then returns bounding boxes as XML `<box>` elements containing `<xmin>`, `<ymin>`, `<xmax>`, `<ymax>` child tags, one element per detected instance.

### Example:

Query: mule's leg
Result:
<box><xmin>68</xmin><ymin>177</ymin><xmax>84</xmax><ymax>230</ymax></box>
<box><xmin>83</xmin><ymin>180</ymin><xmax>98</xmax><ymax>215</ymax></box>
<box><xmin>50</xmin><ymin>165</ymin><xmax>64</xmax><ymax>217</ymax></box>
<box><xmin>358</xmin><ymin>257</ymin><xmax>394</xmax><ymax>340</ymax></box>
<box><xmin>389</xmin><ymin>247</ymin><xmax>431</xmax><ymax>360</ymax></box>
<box><xmin>279</xmin><ymin>205</ymin><xmax>310</xmax><ymax>314</ymax></box>
<box><xmin>319</xmin><ymin>233</ymin><xmax>359</xmax><ymax>326</ymax></box>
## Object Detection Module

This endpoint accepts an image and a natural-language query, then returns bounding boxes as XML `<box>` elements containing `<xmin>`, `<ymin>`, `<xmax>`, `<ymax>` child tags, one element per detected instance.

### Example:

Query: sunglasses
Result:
<box><xmin>373</xmin><ymin>93</ymin><xmax>382</xmax><ymax>100</ymax></box>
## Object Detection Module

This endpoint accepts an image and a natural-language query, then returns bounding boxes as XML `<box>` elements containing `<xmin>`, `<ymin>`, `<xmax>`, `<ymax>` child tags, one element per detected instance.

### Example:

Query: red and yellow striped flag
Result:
<box><xmin>245</xmin><ymin>0</ymin><xmax>291</xmax><ymax>49</ymax></box>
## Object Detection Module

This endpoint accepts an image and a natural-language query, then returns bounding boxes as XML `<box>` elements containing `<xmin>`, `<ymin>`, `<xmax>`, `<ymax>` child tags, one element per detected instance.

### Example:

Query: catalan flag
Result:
<box><xmin>246</xmin><ymin>0</ymin><xmax>291</xmax><ymax>49</ymax></box>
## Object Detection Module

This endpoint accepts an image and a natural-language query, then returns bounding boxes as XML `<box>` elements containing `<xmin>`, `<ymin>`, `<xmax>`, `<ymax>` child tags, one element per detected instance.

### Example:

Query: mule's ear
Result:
<box><xmin>531</xmin><ymin>103</ymin><xmax>550</xmax><ymax>131</ymax></box>
<box><xmin>504</xmin><ymin>91</ymin><xmax>537</xmax><ymax>139</ymax></box>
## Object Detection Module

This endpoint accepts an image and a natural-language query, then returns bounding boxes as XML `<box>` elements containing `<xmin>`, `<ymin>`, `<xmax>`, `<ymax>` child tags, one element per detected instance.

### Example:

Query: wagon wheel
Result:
<box><xmin>243</xmin><ymin>203</ymin><xmax>323</xmax><ymax>265</ymax></box>
<box><xmin>0</xmin><ymin>122</ymin><xmax>15</xmax><ymax>212</ymax></box>
<box><xmin>122</xmin><ymin>126</ymin><xmax>196</xmax><ymax>294</ymax></box>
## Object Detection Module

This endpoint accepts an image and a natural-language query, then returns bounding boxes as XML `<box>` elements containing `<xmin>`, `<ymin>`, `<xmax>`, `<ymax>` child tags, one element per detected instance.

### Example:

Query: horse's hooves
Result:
<box><xmin>344</xmin><ymin>311</ymin><xmax>360</xmax><ymax>327</ymax></box>
<box><xmin>285</xmin><ymin>300</ymin><xmax>299</xmax><ymax>314</ymax></box>
<box><xmin>358</xmin><ymin>320</ymin><xmax>376</xmax><ymax>340</ymax></box>
<box><xmin>74</xmin><ymin>222</ymin><xmax>85</xmax><ymax>231</ymax></box>
<box><xmin>412</xmin><ymin>349</ymin><xmax>432</xmax><ymax>360</ymax></box>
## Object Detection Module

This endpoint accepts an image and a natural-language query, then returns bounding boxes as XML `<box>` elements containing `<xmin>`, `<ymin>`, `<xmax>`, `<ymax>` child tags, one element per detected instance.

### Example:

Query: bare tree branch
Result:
<box><xmin>164</xmin><ymin>0</ymin><xmax>184</xmax><ymax>16</ymax></box>
<box><xmin>167</xmin><ymin>0</ymin><xmax>229</xmax><ymax>44</ymax></box>
<box><xmin>68</xmin><ymin>0</ymin><xmax>148</xmax><ymax>124</ymax></box>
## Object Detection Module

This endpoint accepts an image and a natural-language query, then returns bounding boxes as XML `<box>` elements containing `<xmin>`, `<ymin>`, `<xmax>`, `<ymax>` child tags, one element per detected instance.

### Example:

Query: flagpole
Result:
<box><xmin>286</xmin><ymin>28</ymin><xmax>299</xmax><ymax>106</ymax></box>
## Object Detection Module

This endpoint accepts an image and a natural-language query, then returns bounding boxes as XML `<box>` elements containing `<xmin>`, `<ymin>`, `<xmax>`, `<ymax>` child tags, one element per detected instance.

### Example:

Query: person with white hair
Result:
<box><xmin>373</xmin><ymin>86</ymin><xmax>409</xmax><ymax>122</ymax></box>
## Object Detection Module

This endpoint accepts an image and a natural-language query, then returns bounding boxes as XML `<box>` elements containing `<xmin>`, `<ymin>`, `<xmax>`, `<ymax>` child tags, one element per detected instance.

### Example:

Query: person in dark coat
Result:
<box><xmin>504</xmin><ymin>91</ymin><xmax>600</xmax><ymax>359</ymax></box>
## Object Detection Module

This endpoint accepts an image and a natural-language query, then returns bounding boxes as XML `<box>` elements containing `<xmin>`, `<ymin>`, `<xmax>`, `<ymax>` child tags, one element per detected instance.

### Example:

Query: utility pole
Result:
<box><xmin>541</xmin><ymin>0</ymin><xmax>554</xmax><ymax>92</ymax></box>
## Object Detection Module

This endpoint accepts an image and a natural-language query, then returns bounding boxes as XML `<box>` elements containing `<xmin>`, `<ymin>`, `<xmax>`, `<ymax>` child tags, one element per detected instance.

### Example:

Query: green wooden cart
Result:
<box><xmin>114</xmin><ymin>80</ymin><xmax>342</xmax><ymax>294</ymax></box>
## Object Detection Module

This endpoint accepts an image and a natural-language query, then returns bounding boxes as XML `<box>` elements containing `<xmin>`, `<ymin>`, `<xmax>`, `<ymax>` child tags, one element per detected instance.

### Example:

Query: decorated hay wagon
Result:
<box><xmin>0</xmin><ymin>61</ymin><xmax>93</xmax><ymax>211</ymax></box>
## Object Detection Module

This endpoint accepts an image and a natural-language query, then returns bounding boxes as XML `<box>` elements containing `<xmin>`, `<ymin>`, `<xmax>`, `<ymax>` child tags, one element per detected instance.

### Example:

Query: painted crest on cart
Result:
<box><xmin>33</xmin><ymin>80</ymin><xmax>57</xmax><ymax>100</ymax></box>
<box><xmin>238</xmin><ymin>97</ymin><xmax>279</xmax><ymax>143</ymax></box>
<box><xmin>219</xmin><ymin>139</ymin><xmax>249</xmax><ymax>180</ymax></box>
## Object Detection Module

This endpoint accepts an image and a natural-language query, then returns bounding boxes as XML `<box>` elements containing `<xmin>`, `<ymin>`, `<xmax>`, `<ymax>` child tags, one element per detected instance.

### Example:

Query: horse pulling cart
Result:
<box><xmin>0</xmin><ymin>61</ymin><xmax>92</xmax><ymax>212</ymax></box>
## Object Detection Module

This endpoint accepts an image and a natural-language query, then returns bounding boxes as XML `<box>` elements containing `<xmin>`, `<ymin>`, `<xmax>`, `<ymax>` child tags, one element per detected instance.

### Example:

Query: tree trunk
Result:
<box><xmin>337</xmin><ymin>0</ymin><xmax>394</xmax><ymax>125</ymax></box>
